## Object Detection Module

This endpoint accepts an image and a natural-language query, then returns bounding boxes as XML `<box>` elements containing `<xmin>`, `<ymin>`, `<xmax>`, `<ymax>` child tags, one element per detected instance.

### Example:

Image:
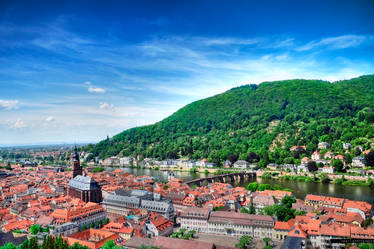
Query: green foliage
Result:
<box><xmin>19</xmin><ymin>237</ymin><xmax>38</xmax><ymax>249</ymax></box>
<box><xmin>240</xmin><ymin>207</ymin><xmax>250</xmax><ymax>214</ymax></box>
<box><xmin>331</xmin><ymin>159</ymin><xmax>344</xmax><ymax>172</ymax></box>
<box><xmin>249</xmin><ymin>204</ymin><xmax>256</xmax><ymax>214</ymax></box>
<box><xmin>30</xmin><ymin>224</ymin><xmax>41</xmax><ymax>235</ymax></box>
<box><xmin>70</xmin><ymin>243</ymin><xmax>90</xmax><ymax>249</ymax></box>
<box><xmin>138</xmin><ymin>245</ymin><xmax>160</xmax><ymax>249</ymax></box>
<box><xmin>213</xmin><ymin>206</ymin><xmax>224</xmax><ymax>211</ymax></box>
<box><xmin>342</xmin><ymin>180</ymin><xmax>372</xmax><ymax>186</ymax></box>
<box><xmin>246</xmin><ymin>182</ymin><xmax>259</xmax><ymax>192</ymax></box>
<box><xmin>189</xmin><ymin>167</ymin><xmax>198</xmax><ymax>173</ymax></box>
<box><xmin>170</xmin><ymin>229</ymin><xmax>195</xmax><ymax>240</ymax></box>
<box><xmin>86</xmin><ymin>76</ymin><xmax>374</xmax><ymax>165</ymax></box>
<box><xmin>15</xmin><ymin>235</ymin><xmax>90</xmax><ymax>249</ymax></box>
<box><xmin>246</xmin><ymin>182</ymin><xmax>293</xmax><ymax>192</ymax></box>
<box><xmin>279</xmin><ymin>175</ymin><xmax>316</xmax><ymax>182</ymax></box>
<box><xmin>0</xmin><ymin>243</ymin><xmax>17</xmax><ymax>249</ymax></box>
<box><xmin>235</xmin><ymin>235</ymin><xmax>253</xmax><ymax>249</ymax></box>
<box><xmin>295</xmin><ymin>210</ymin><xmax>307</xmax><ymax>216</ymax></box>
<box><xmin>334</xmin><ymin>176</ymin><xmax>345</xmax><ymax>185</ymax></box>
<box><xmin>92</xmin><ymin>167</ymin><xmax>105</xmax><ymax>173</ymax></box>
<box><xmin>260</xmin><ymin>172</ymin><xmax>274</xmax><ymax>179</ymax></box>
<box><xmin>319</xmin><ymin>173</ymin><xmax>330</xmax><ymax>183</ymax></box>
<box><xmin>281</xmin><ymin>196</ymin><xmax>296</xmax><ymax>208</ymax></box>
<box><xmin>263</xmin><ymin>237</ymin><xmax>272</xmax><ymax>247</ymax></box>
<box><xmin>102</xmin><ymin>240</ymin><xmax>116</xmax><ymax>249</ymax></box>
<box><xmin>257</xmin><ymin>184</ymin><xmax>273</xmax><ymax>191</ymax></box>
<box><xmin>263</xmin><ymin>204</ymin><xmax>295</xmax><ymax>221</ymax></box>
<box><xmin>364</xmin><ymin>218</ymin><xmax>374</xmax><ymax>228</ymax></box>
<box><xmin>98</xmin><ymin>220</ymin><xmax>103</xmax><ymax>228</ymax></box>
<box><xmin>357</xmin><ymin>244</ymin><xmax>374</xmax><ymax>249</ymax></box>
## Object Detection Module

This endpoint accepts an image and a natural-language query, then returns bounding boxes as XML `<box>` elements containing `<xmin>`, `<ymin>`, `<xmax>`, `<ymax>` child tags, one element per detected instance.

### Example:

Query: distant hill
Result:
<box><xmin>86</xmin><ymin>75</ymin><xmax>374</xmax><ymax>166</ymax></box>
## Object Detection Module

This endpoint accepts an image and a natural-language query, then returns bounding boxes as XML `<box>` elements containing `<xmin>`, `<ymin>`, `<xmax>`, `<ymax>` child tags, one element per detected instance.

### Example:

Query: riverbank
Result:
<box><xmin>102</xmin><ymin>164</ymin><xmax>249</xmax><ymax>174</ymax></box>
<box><xmin>112</xmin><ymin>167</ymin><xmax>374</xmax><ymax>204</ymax></box>
<box><xmin>259</xmin><ymin>171</ymin><xmax>374</xmax><ymax>187</ymax></box>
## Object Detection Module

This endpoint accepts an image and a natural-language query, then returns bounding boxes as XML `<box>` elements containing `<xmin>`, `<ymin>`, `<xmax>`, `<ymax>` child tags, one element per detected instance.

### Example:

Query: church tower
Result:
<box><xmin>68</xmin><ymin>146</ymin><xmax>102</xmax><ymax>203</ymax></box>
<box><xmin>72</xmin><ymin>146</ymin><xmax>82</xmax><ymax>178</ymax></box>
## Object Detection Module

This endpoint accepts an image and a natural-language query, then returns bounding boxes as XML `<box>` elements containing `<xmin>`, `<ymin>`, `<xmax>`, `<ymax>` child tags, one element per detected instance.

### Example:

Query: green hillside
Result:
<box><xmin>86</xmin><ymin>75</ymin><xmax>374</xmax><ymax>166</ymax></box>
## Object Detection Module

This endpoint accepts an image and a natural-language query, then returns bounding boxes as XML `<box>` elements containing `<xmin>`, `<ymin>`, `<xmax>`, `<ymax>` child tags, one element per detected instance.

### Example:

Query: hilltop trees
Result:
<box><xmin>85</xmin><ymin>76</ymin><xmax>374</xmax><ymax>166</ymax></box>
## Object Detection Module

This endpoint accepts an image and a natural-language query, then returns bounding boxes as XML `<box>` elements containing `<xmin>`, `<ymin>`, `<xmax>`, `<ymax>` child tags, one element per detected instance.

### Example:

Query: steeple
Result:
<box><xmin>72</xmin><ymin>145</ymin><xmax>82</xmax><ymax>178</ymax></box>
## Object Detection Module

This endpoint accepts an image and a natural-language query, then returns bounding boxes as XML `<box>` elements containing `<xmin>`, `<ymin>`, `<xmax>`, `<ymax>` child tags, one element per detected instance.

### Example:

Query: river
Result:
<box><xmin>115</xmin><ymin>167</ymin><xmax>374</xmax><ymax>205</ymax></box>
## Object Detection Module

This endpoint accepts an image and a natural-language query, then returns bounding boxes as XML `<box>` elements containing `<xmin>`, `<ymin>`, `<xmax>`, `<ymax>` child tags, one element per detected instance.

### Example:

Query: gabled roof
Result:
<box><xmin>288</xmin><ymin>224</ymin><xmax>307</xmax><ymax>238</ymax></box>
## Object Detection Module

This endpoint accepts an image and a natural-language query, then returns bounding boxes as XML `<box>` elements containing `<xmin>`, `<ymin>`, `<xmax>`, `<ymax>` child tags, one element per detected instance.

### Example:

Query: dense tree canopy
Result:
<box><xmin>86</xmin><ymin>75</ymin><xmax>374</xmax><ymax>166</ymax></box>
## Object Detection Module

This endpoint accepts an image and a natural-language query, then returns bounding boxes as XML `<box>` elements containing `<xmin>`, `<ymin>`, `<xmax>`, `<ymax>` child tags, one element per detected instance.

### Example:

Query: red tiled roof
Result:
<box><xmin>305</xmin><ymin>194</ymin><xmax>325</xmax><ymax>202</ymax></box>
<box><xmin>320</xmin><ymin>223</ymin><xmax>350</xmax><ymax>237</ymax></box>
<box><xmin>288</xmin><ymin>224</ymin><xmax>307</xmax><ymax>238</ymax></box>
<box><xmin>274</xmin><ymin>219</ymin><xmax>295</xmax><ymax>231</ymax></box>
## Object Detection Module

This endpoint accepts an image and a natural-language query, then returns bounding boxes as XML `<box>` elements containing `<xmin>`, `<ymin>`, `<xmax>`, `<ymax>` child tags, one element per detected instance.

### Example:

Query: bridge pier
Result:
<box><xmin>219</xmin><ymin>176</ymin><xmax>224</xmax><ymax>183</ymax></box>
<box><xmin>184</xmin><ymin>172</ymin><xmax>256</xmax><ymax>187</ymax></box>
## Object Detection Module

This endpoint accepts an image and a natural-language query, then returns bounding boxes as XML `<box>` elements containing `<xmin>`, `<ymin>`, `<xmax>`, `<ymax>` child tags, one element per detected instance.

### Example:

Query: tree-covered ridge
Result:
<box><xmin>86</xmin><ymin>75</ymin><xmax>374</xmax><ymax>166</ymax></box>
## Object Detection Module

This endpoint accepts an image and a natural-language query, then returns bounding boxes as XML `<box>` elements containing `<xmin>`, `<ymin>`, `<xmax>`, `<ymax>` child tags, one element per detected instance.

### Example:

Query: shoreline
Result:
<box><xmin>94</xmin><ymin>164</ymin><xmax>374</xmax><ymax>188</ymax></box>
<box><xmin>260</xmin><ymin>171</ymin><xmax>374</xmax><ymax>187</ymax></box>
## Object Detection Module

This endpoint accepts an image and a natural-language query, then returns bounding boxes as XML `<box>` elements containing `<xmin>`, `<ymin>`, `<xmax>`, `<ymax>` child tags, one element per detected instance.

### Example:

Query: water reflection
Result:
<box><xmin>112</xmin><ymin>167</ymin><xmax>374</xmax><ymax>204</ymax></box>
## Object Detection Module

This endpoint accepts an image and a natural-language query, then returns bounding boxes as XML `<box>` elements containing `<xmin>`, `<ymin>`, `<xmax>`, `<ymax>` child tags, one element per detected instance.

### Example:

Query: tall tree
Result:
<box><xmin>235</xmin><ymin>235</ymin><xmax>253</xmax><ymax>249</ymax></box>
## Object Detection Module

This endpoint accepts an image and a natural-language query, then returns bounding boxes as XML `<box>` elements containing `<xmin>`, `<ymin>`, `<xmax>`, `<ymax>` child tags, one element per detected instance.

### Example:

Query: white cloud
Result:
<box><xmin>296</xmin><ymin>35</ymin><xmax>373</xmax><ymax>51</ymax></box>
<box><xmin>88</xmin><ymin>86</ymin><xmax>106</xmax><ymax>93</ymax></box>
<box><xmin>9</xmin><ymin>119</ymin><xmax>26</xmax><ymax>129</ymax></box>
<box><xmin>0</xmin><ymin>99</ymin><xmax>19</xmax><ymax>110</ymax></box>
<box><xmin>45</xmin><ymin>116</ymin><xmax>55</xmax><ymax>122</ymax></box>
<box><xmin>2</xmin><ymin>25</ymin><xmax>374</xmax><ymax>145</ymax></box>
<box><xmin>201</xmin><ymin>37</ymin><xmax>260</xmax><ymax>46</ymax></box>
<box><xmin>99</xmin><ymin>102</ymin><xmax>115</xmax><ymax>111</ymax></box>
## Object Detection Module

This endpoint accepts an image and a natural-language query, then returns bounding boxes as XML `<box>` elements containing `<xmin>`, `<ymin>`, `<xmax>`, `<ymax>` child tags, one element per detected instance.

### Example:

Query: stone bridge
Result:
<box><xmin>184</xmin><ymin>172</ymin><xmax>256</xmax><ymax>187</ymax></box>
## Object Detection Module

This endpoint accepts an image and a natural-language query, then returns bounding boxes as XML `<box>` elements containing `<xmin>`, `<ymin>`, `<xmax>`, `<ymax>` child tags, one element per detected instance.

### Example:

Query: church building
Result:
<box><xmin>67</xmin><ymin>146</ymin><xmax>102</xmax><ymax>203</ymax></box>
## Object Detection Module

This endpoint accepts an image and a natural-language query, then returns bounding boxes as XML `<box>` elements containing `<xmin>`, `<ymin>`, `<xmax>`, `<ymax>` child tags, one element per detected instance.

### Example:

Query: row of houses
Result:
<box><xmin>179</xmin><ymin>208</ymin><xmax>274</xmax><ymax>238</ymax></box>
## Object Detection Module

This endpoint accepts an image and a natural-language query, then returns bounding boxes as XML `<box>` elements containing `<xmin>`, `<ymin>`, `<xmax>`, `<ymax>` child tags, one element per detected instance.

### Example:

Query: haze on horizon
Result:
<box><xmin>1</xmin><ymin>0</ymin><xmax>374</xmax><ymax>146</ymax></box>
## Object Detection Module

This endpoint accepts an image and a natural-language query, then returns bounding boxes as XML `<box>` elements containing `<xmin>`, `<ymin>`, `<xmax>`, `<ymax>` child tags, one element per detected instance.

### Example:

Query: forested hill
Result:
<box><xmin>85</xmin><ymin>75</ymin><xmax>374</xmax><ymax>166</ymax></box>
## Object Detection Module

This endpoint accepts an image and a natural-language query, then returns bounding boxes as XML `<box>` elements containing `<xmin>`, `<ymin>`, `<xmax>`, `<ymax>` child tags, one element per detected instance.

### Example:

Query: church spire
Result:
<box><xmin>72</xmin><ymin>145</ymin><xmax>82</xmax><ymax>178</ymax></box>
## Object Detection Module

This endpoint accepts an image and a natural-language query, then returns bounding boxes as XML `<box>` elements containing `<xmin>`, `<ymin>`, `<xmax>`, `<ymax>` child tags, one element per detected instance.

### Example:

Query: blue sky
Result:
<box><xmin>1</xmin><ymin>0</ymin><xmax>374</xmax><ymax>145</ymax></box>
